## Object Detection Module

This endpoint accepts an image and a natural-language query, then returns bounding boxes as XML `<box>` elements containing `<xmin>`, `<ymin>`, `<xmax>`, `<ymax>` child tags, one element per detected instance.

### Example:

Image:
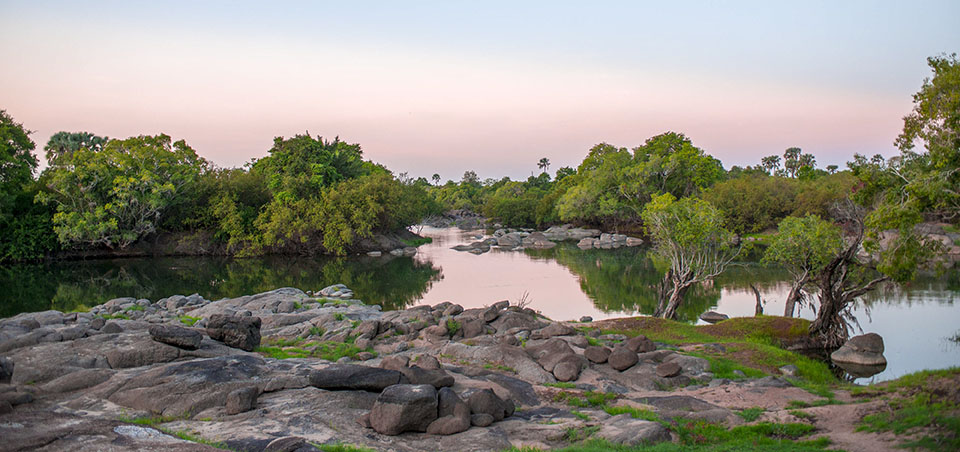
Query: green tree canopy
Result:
<box><xmin>39</xmin><ymin>134</ymin><xmax>208</xmax><ymax>248</ymax></box>
<box><xmin>0</xmin><ymin>110</ymin><xmax>38</xmax><ymax>220</ymax></box>
<box><xmin>44</xmin><ymin>131</ymin><xmax>109</xmax><ymax>166</ymax></box>
<box><xmin>252</xmin><ymin>134</ymin><xmax>367</xmax><ymax>202</ymax></box>
<box><xmin>763</xmin><ymin>215</ymin><xmax>844</xmax><ymax>317</ymax></box>
<box><xmin>556</xmin><ymin>133</ymin><xmax>724</xmax><ymax>230</ymax></box>
<box><xmin>641</xmin><ymin>193</ymin><xmax>739</xmax><ymax>320</ymax></box>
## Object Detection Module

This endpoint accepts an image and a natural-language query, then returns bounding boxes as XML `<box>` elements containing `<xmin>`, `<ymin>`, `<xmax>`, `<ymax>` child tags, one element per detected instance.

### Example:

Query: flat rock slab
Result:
<box><xmin>149</xmin><ymin>324</ymin><xmax>202</xmax><ymax>350</ymax></box>
<box><xmin>309</xmin><ymin>364</ymin><xmax>405</xmax><ymax>392</ymax></box>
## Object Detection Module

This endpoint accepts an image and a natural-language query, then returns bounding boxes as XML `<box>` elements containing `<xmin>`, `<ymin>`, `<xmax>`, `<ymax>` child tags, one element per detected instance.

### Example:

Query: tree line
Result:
<box><xmin>426</xmin><ymin>54</ymin><xmax>956</xmax><ymax>346</ymax></box>
<box><xmin>0</xmin><ymin>128</ymin><xmax>442</xmax><ymax>260</ymax></box>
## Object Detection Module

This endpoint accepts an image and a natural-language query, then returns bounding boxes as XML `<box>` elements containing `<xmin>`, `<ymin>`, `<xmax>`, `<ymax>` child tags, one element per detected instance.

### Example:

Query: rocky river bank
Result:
<box><xmin>0</xmin><ymin>287</ymin><xmax>901</xmax><ymax>452</ymax></box>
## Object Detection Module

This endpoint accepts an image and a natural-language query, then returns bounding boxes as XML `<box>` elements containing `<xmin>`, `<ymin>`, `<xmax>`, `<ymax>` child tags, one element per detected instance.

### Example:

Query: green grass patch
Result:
<box><xmin>400</xmin><ymin>237</ymin><xmax>433</xmax><ymax>247</ymax></box>
<box><xmin>255</xmin><ymin>339</ymin><xmax>374</xmax><ymax>361</ymax></box>
<box><xmin>333</xmin><ymin>312</ymin><xmax>345</xmax><ymax>321</ymax></box>
<box><xmin>603</xmin><ymin>405</ymin><xmax>660</xmax><ymax>422</ymax></box>
<box><xmin>553</xmin><ymin>390</ymin><xmax>618</xmax><ymax>408</ymax></box>
<box><xmin>737</xmin><ymin>407</ymin><xmax>765</xmax><ymax>422</ymax></box>
<box><xmin>68</xmin><ymin>304</ymin><xmax>91</xmax><ymax>313</ymax></box>
<box><xmin>178</xmin><ymin>315</ymin><xmax>201</xmax><ymax>326</ymax></box>
<box><xmin>564</xmin><ymin>425</ymin><xmax>601</xmax><ymax>442</ymax></box>
<box><xmin>124</xmin><ymin>304</ymin><xmax>145</xmax><ymax>312</ymax></box>
<box><xmin>446</xmin><ymin>319</ymin><xmax>461</xmax><ymax>336</ymax></box>
<box><xmin>98</xmin><ymin>313</ymin><xmax>130</xmax><ymax>320</ymax></box>
<box><xmin>505</xmin><ymin>421</ymin><xmax>831</xmax><ymax>451</ymax></box>
<box><xmin>544</xmin><ymin>382</ymin><xmax>577</xmax><ymax>389</ymax></box>
<box><xmin>856</xmin><ymin>367</ymin><xmax>960</xmax><ymax>450</ymax></box>
<box><xmin>685</xmin><ymin>351</ymin><xmax>765</xmax><ymax>380</ymax></box>
<box><xmin>484</xmin><ymin>363</ymin><xmax>517</xmax><ymax>373</ymax></box>
<box><xmin>309</xmin><ymin>326</ymin><xmax>325</xmax><ymax>336</ymax></box>
<box><xmin>313</xmin><ymin>443</ymin><xmax>378</xmax><ymax>452</ymax></box>
<box><xmin>117</xmin><ymin>413</ymin><xmax>188</xmax><ymax>426</ymax></box>
<box><xmin>118</xmin><ymin>414</ymin><xmax>233</xmax><ymax>450</ymax></box>
<box><xmin>585</xmin><ymin>336</ymin><xmax>601</xmax><ymax>347</ymax></box>
<box><xmin>786</xmin><ymin>399</ymin><xmax>843</xmax><ymax>409</ymax></box>
<box><xmin>168</xmin><ymin>430</ymin><xmax>232</xmax><ymax>450</ymax></box>
<box><xmin>789</xmin><ymin>410</ymin><xmax>816</xmax><ymax>421</ymax></box>
<box><xmin>571</xmin><ymin>410</ymin><xmax>590</xmax><ymax>421</ymax></box>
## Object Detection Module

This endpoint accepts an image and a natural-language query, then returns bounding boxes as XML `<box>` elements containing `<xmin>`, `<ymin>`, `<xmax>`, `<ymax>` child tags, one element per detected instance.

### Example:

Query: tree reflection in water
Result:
<box><xmin>526</xmin><ymin>243</ymin><xmax>720</xmax><ymax>323</ymax></box>
<box><xmin>0</xmin><ymin>255</ymin><xmax>441</xmax><ymax>317</ymax></box>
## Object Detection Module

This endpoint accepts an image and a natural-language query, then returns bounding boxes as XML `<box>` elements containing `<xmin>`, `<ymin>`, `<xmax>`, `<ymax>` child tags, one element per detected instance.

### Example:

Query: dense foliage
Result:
<box><xmin>0</xmin><ymin>121</ymin><xmax>440</xmax><ymax>261</ymax></box>
<box><xmin>762</xmin><ymin>215</ymin><xmax>843</xmax><ymax>317</ymax></box>
<box><xmin>39</xmin><ymin>134</ymin><xmax>208</xmax><ymax>248</ymax></box>
<box><xmin>0</xmin><ymin>111</ymin><xmax>57</xmax><ymax>261</ymax></box>
<box><xmin>641</xmin><ymin>194</ymin><xmax>739</xmax><ymax>320</ymax></box>
<box><xmin>429</xmin><ymin>134</ymin><xmax>850</xmax><ymax>235</ymax></box>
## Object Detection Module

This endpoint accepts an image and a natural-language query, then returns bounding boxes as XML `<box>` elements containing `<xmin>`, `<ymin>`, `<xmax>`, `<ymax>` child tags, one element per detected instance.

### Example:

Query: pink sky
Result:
<box><xmin>1</xmin><ymin>1</ymin><xmax>953</xmax><ymax>179</ymax></box>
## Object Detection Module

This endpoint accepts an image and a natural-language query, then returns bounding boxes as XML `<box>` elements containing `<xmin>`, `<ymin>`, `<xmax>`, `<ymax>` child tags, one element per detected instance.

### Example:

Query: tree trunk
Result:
<box><xmin>654</xmin><ymin>270</ymin><xmax>673</xmax><ymax>317</ymax></box>
<box><xmin>661</xmin><ymin>284</ymin><xmax>690</xmax><ymax>320</ymax></box>
<box><xmin>809</xmin><ymin>289</ymin><xmax>847</xmax><ymax>348</ymax></box>
<box><xmin>751</xmin><ymin>284</ymin><xmax>763</xmax><ymax>316</ymax></box>
<box><xmin>783</xmin><ymin>282</ymin><xmax>802</xmax><ymax>317</ymax></box>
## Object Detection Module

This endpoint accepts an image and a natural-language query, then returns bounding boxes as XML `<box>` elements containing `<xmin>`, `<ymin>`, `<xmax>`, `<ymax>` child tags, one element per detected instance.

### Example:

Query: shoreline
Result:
<box><xmin>0</xmin><ymin>286</ymin><xmax>949</xmax><ymax>451</ymax></box>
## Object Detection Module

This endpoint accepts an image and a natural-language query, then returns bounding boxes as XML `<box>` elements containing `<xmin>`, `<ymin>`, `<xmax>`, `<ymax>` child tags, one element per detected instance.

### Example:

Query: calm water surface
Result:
<box><xmin>1</xmin><ymin>226</ymin><xmax>957</xmax><ymax>383</ymax></box>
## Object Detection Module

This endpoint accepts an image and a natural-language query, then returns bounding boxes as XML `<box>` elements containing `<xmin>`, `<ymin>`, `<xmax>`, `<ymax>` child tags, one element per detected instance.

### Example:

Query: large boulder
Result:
<box><xmin>527</xmin><ymin>338</ymin><xmax>575</xmax><ymax>372</ymax></box>
<box><xmin>148</xmin><ymin>325</ymin><xmax>202</xmax><ymax>350</ymax></box>
<box><xmin>608</xmin><ymin>347</ymin><xmax>639</xmax><ymax>371</ymax></box>
<box><xmin>656</xmin><ymin>362</ymin><xmax>682</xmax><ymax>378</ymax></box>
<box><xmin>427</xmin><ymin>387</ymin><xmax>471</xmax><ymax>435</ymax></box>
<box><xmin>489</xmin><ymin>310</ymin><xmax>545</xmax><ymax>333</ymax></box>
<box><xmin>532</xmin><ymin>323</ymin><xmax>576</xmax><ymax>339</ymax></box>
<box><xmin>584</xmin><ymin>346</ymin><xmax>611</xmax><ymax>364</ymax></box>
<box><xmin>597</xmin><ymin>414</ymin><xmax>672</xmax><ymax>445</ymax></box>
<box><xmin>552</xmin><ymin>354</ymin><xmax>585</xmax><ymax>382</ymax></box>
<box><xmin>0</xmin><ymin>356</ymin><xmax>13</xmax><ymax>384</ymax></box>
<box><xmin>225</xmin><ymin>386</ymin><xmax>258</xmax><ymax>414</ymax></box>
<box><xmin>831</xmin><ymin>333</ymin><xmax>887</xmax><ymax>366</ymax></box>
<box><xmin>369</xmin><ymin>384</ymin><xmax>439</xmax><ymax>435</ymax></box>
<box><xmin>309</xmin><ymin>364</ymin><xmax>406</xmax><ymax>392</ymax></box>
<box><xmin>624</xmin><ymin>335</ymin><xmax>656</xmax><ymax>353</ymax></box>
<box><xmin>467</xmin><ymin>388</ymin><xmax>513</xmax><ymax>422</ymax></box>
<box><xmin>206</xmin><ymin>314</ymin><xmax>261</xmax><ymax>352</ymax></box>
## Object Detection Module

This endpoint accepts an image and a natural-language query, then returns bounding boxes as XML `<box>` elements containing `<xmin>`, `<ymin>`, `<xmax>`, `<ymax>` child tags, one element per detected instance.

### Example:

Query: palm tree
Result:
<box><xmin>432</xmin><ymin>173</ymin><xmax>440</xmax><ymax>185</ymax></box>
<box><xmin>538</xmin><ymin>157</ymin><xmax>550</xmax><ymax>174</ymax></box>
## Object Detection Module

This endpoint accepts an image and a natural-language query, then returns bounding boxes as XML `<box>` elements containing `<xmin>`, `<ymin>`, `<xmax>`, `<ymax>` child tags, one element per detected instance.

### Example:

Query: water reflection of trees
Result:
<box><xmin>0</xmin><ymin>255</ymin><xmax>441</xmax><ymax>317</ymax></box>
<box><xmin>526</xmin><ymin>244</ymin><xmax>720</xmax><ymax>323</ymax></box>
<box><xmin>858</xmin><ymin>269</ymin><xmax>960</xmax><ymax>307</ymax></box>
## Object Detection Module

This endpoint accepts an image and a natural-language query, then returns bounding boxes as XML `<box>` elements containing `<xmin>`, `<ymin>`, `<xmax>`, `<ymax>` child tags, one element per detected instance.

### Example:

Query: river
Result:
<box><xmin>1</xmin><ymin>226</ymin><xmax>957</xmax><ymax>383</ymax></box>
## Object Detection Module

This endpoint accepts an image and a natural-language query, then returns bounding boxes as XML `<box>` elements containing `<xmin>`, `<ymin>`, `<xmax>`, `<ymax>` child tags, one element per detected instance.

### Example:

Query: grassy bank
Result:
<box><xmin>855</xmin><ymin>367</ymin><xmax>960</xmax><ymax>450</ymax></box>
<box><xmin>590</xmin><ymin>316</ymin><xmax>835</xmax><ymax>387</ymax></box>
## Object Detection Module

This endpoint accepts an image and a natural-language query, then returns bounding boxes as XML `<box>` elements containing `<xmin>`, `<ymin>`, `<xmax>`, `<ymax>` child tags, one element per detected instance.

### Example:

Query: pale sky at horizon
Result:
<box><xmin>1</xmin><ymin>0</ymin><xmax>957</xmax><ymax>180</ymax></box>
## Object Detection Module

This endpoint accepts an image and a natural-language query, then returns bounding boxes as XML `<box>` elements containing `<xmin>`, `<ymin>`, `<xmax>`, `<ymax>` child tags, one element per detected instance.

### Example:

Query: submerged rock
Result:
<box><xmin>699</xmin><ymin>311</ymin><xmax>729</xmax><ymax>323</ymax></box>
<box><xmin>831</xmin><ymin>333</ymin><xmax>886</xmax><ymax>366</ymax></box>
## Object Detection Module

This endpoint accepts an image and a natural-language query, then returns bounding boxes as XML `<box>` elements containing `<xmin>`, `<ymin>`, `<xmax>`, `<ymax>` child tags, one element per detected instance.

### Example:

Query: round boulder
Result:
<box><xmin>831</xmin><ymin>333</ymin><xmax>887</xmax><ymax>366</ymax></box>
<box><xmin>608</xmin><ymin>347</ymin><xmax>639</xmax><ymax>371</ymax></box>
<box><xmin>369</xmin><ymin>384</ymin><xmax>439</xmax><ymax>435</ymax></box>
<box><xmin>584</xmin><ymin>346</ymin><xmax>611</xmax><ymax>364</ymax></box>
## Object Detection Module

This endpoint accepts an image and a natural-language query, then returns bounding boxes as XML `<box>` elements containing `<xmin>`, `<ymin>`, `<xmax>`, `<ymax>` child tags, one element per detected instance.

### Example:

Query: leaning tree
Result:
<box><xmin>641</xmin><ymin>194</ymin><xmax>740</xmax><ymax>320</ymax></box>
<box><xmin>762</xmin><ymin>215</ymin><xmax>843</xmax><ymax>318</ymax></box>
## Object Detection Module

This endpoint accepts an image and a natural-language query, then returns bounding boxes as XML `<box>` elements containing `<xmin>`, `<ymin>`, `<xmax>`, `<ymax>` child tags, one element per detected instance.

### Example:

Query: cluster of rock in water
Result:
<box><xmin>452</xmin><ymin>224</ymin><xmax>644</xmax><ymax>254</ymax></box>
<box><xmin>0</xmin><ymin>285</ymin><xmax>875</xmax><ymax>451</ymax></box>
